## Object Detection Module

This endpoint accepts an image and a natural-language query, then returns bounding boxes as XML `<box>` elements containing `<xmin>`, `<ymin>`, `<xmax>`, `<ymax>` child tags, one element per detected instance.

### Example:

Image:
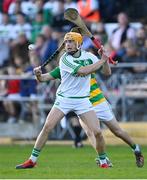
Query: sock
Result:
<box><xmin>134</xmin><ymin>144</ymin><xmax>141</xmax><ymax>152</ymax></box>
<box><xmin>99</xmin><ymin>153</ymin><xmax>107</xmax><ymax>164</ymax></box>
<box><xmin>30</xmin><ymin>148</ymin><xmax>41</xmax><ymax>163</ymax></box>
<box><xmin>131</xmin><ymin>144</ymin><xmax>141</xmax><ymax>153</ymax></box>
<box><xmin>131</xmin><ymin>144</ymin><xmax>136</xmax><ymax>150</ymax></box>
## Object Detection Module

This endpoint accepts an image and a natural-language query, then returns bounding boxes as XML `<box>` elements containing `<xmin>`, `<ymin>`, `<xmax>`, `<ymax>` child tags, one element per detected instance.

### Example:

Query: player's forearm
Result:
<box><xmin>36</xmin><ymin>73</ymin><xmax>55</xmax><ymax>82</ymax></box>
<box><xmin>101</xmin><ymin>61</ymin><xmax>111</xmax><ymax>76</ymax></box>
<box><xmin>77</xmin><ymin>59</ymin><xmax>106</xmax><ymax>75</ymax></box>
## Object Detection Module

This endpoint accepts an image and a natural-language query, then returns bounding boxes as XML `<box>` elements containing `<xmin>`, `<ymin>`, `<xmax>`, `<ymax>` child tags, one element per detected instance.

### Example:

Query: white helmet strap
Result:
<box><xmin>76</xmin><ymin>42</ymin><xmax>81</xmax><ymax>50</ymax></box>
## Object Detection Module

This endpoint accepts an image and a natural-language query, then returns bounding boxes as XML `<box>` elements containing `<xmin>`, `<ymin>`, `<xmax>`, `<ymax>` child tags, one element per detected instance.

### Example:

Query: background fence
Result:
<box><xmin>0</xmin><ymin>63</ymin><xmax>147</xmax><ymax>139</ymax></box>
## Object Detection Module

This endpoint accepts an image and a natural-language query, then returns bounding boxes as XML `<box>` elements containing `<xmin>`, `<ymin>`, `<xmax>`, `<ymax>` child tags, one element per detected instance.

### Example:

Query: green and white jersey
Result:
<box><xmin>57</xmin><ymin>50</ymin><xmax>99</xmax><ymax>98</ymax></box>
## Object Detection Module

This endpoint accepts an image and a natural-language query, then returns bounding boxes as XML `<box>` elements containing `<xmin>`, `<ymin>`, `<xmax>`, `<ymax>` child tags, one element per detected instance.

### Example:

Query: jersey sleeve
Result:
<box><xmin>49</xmin><ymin>67</ymin><xmax>61</xmax><ymax>79</ymax></box>
<box><xmin>61</xmin><ymin>55</ymin><xmax>82</xmax><ymax>75</ymax></box>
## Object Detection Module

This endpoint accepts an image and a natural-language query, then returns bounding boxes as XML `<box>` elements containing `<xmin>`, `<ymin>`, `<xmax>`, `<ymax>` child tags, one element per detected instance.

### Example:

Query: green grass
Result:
<box><xmin>0</xmin><ymin>144</ymin><xmax>146</xmax><ymax>179</ymax></box>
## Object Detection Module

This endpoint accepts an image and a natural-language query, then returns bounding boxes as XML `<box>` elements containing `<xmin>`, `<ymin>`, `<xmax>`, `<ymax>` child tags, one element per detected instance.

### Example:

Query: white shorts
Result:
<box><xmin>53</xmin><ymin>96</ymin><xmax>93</xmax><ymax>115</ymax></box>
<box><xmin>93</xmin><ymin>101</ymin><xmax>114</xmax><ymax>121</ymax></box>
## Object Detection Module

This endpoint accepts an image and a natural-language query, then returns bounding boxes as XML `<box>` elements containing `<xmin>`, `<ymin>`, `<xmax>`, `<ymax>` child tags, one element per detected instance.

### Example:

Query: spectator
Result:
<box><xmin>19</xmin><ymin>49</ymin><xmax>40</xmax><ymax>123</ymax></box>
<box><xmin>109</xmin><ymin>12</ymin><xmax>136</xmax><ymax>51</ymax></box>
<box><xmin>142</xmin><ymin>19</ymin><xmax>147</xmax><ymax>33</ymax></box>
<box><xmin>82</xmin><ymin>22</ymin><xmax>108</xmax><ymax>51</ymax></box>
<box><xmin>33</xmin><ymin>34</ymin><xmax>46</xmax><ymax>65</ymax></box>
<box><xmin>108</xmin><ymin>12</ymin><xmax>137</xmax><ymax>62</ymax></box>
<box><xmin>0</xmin><ymin>42</ymin><xmax>10</xmax><ymax>68</ymax></box>
<box><xmin>121</xmin><ymin>39</ymin><xmax>146</xmax><ymax>73</ymax></box>
<box><xmin>10</xmin><ymin>33</ymin><xmax>30</xmax><ymax>65</ymax></box>
<box><xmin>3</xmin><ymin>0</ymin><xmax>15</xmax><ymax>13</ymax></box>
<box><xmin>99</xmin><ymin>0</ymin><xmax>116</xmax><ymax>22</ymax></box>
<box><xmin>142</xmin><ymin>39</ymin><xmax>147</xmax><ymax>60</ymax></box>
<box><xmin>11</xmin><ymin>13</ymin><xmax>32</xmax><ymax>40</ymax></box>
<box><xmin>51</xmin><ymin>27</ymin><xmax>63</xmax><ymax>42</ymax></box>
<box><xmin>52</xmin><ymin>1</ymin><xmax>73</xmax><ymax>32</ymax></box>
<box><xmin>40</xmin><ymin>25</ymin><xmax>58</xmax><ymax>65</ymax></box>
<box><xmin>8</xmin><ymin>0</ymin><xmax>22</xmax><ymax>23</ymax></box>
<box><xmin>139</xmin><ymin>38</ymin><xmax>147</xmax><ymax>62</ymax></box>
<box><xmin>122</xmin><ymin>26</ymin><xmax>147</xmax><ymax>65</ymax></box>
<box><xmin>135</xmin><ymin>27</ymin><xmax>147</xmax><ymax>62</ymax></box>
<box><xmin>91</xmin><ymin>22</ymin><xmax>108</xmax><ymax>45</ymax></box>
<box><xmin>0</xmin><ymin>69</ymin><xmax>7</xmax><ymax>97</ymax></box>
<box><xmin>43</xmin><ymin>0</ymin><xmax>61</xmax><ymax>16</ymax></box>
<box><xmin>0</xmin><ymin>13</ymin><xmax>12</xmax><ymax>67</ymax></box>
<box><xmin>33</xmin><ymin>31</ymin><xmax>58</xmax><ymax>70</ymax></box>
<box><xmin>17</xmin><ymin>0</ymin><xmax>45</xmax><ymax>22</ymax></box>
<box><xmin>8</xmin><ymin>0</ymin><xmax>20</xmax><ymax>14</ymax></box>
<box><xmin>13</xmin><ymin>55</ymin><xmax>25</xmax><ymax>74</ymax></box>
<box><xmin>20</xmin><ymin>55</ymin><xmax>38</xmax><ymax>99</ymax></box>
<box><xmin>0</xmin><ymin>70</ymin><xmax>8</xmax><ymax>122</ymax></box>
<box><xmin>122</xmin><ymin>40</ymin><xmax>139</xmax><ymax>63</ymax></box>
<box><xmin>0</xmin><ymin>13</ymin><xmax>13</xmax><ymax>42</ymax></box>
<box><xmin>77</xmin><ymin>0</ymin><xmax>100</xmax><ymax>24</ymax></box>
<box><xmin>136</xmin><ymin>27</ymin><xmax>146</xmax><ymax>49</ymax></box>
<box><xmin>34</xmin><ymin>0</ymin><xmax>44</xmax><ymax>13</ymax></box>
<box><xmin>21</xmin><ymin>0</ymin><xmax>37</xmax><ymax>21</ymax></box>
<box><xmin>3</xmin><ymin>65</ymin><xmax>21</xmax><ymax>123</ymax></box>
<box><xmin>31</xmin><ymin>11</ymin><xmax>46</xmax><ymax>43</ymax></box>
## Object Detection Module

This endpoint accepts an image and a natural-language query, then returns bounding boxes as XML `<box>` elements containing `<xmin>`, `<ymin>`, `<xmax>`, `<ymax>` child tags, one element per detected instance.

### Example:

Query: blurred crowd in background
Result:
<box><xmin>0</xmin><ymin>0</ymin><xmax>147</xmax><ymax>124</ymax></box>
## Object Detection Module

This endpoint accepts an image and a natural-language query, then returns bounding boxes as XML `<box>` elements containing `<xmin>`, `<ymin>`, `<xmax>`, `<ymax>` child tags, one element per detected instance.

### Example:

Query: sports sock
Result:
<box><xmin>131</xmin><ymin>144</ymin><xmax>136</xmax><ymax>150</ymax></box>
<box><xmin>131</xmin><ymin>144</ymin><xmax>141</xmax><ymax>152</ymax></box>
<box><xmin>30</xmin><ymin>148</ymin><xmax>41</xmax><ymax>163</ymax></box>
<box><xmin>134</xmin><ymin>144</ymin><xmax>141</xmax><ymax>152</ymax></box>
<box><xmin>99</xmin><ymin>153</ymin><xmax>107</xmax><ymax>164</ymax></box>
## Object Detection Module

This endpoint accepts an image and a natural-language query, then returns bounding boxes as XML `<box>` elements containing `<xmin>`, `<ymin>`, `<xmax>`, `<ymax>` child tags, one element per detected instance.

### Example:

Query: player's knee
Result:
<box><xmin>93</xmin><ymin>128</ymin><xmax>102</xmax><ymax>138</ymax></box>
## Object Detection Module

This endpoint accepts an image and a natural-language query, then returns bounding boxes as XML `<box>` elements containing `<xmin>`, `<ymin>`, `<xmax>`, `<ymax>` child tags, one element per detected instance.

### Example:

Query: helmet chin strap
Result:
<box><xmin>76</xmin><ymin>42</ymin><xmax>80</xmax><ymax>50</ymax></box>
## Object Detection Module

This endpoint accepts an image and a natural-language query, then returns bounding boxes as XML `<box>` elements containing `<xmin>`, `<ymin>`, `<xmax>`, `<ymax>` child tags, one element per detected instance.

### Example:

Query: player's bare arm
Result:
<box><xmin>100</xmin><ymin>60</ymin><xmax>111</xmax><ymax>76</ymax></box>
<box><xmin>33</xmin><ymin>66</ymin><xmax>55</xmax><ymax>82</ymax></box>
<box><xmin>98</xmin><ymin>46</ymin><xmax>111</xmax><ymax>76</ymax></box>
<box><xmin>77</xmin><ymin>48</ymin><xmax>109</xmax><ymax>76</ymax></box>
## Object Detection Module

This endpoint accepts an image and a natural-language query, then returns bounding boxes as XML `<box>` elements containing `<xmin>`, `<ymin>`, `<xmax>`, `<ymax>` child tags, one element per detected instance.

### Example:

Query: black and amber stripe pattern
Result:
<box><xmin>90</xmin><ymin>73</ymin><xmax>106</xmax><ymax>106</ymax></box>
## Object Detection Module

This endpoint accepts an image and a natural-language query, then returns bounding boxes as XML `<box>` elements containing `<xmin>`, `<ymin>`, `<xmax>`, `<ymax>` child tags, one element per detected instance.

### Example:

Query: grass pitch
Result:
<box><xmin>0</xmin><ymin>144</ymin><xmax>146</xmax><ymax>179</ymax></box>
